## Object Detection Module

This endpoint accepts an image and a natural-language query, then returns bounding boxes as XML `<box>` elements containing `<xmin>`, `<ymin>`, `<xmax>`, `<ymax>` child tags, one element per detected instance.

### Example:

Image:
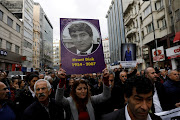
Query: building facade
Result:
<box><xmin>102</xmin><ymin>38</ymin><xmax>110</xmax><ymax>67</ymax></box>
<box><xmin>0</xmin><ymin>0</ymin><xmax>34</xmax><ymax>71</ymax></box>
<box><xmin>106</xmin><ymin>0</ymin><xmax>126</xmax><ymax>64</ymax></box>
<box><xmin>32</xmin><ymin>6</ymin><xmax>40</xmax><ymax>70</ymax></box>
<box><xmin>107</xmin><ymin>0</ymin><xmax>180</xmax><ymax>69</ymax></box>
<box><xmin>0</xmin><ymin>3</ymin><xmax>23</xmax><ymax>71</ymax></box>
<box><xmin>53</xmin><ymin>39</ymin><xmax>60</xmax><ymax>70</ymax></box>
<box><xmin>33</xmin><ymin>2</ymin><xmax>53</xmax><ymax>71</ymax></box>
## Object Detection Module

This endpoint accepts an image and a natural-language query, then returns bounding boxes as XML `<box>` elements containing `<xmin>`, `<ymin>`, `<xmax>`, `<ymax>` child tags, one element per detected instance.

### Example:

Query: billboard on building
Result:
<box><xmin>60</xmin><ymin>18</ymin><xmax>105</xmax><ymax>74</ymax></box>
<box><xmin>120</xmin><ymin>43</ymin><xmax>136</xmax><ymax>68</ymax></box>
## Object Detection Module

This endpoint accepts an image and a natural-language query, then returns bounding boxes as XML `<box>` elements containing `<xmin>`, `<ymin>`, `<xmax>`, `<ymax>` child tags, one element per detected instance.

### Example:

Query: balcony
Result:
<box><xmin>124</xmin><ymin>14</ymin><xmax>135</xmax><ymax>26</ymax></box>
<box><xmin>126</xmin><ymin>28</ymin><xmax>137</xmax><ymax>38</ymax></box>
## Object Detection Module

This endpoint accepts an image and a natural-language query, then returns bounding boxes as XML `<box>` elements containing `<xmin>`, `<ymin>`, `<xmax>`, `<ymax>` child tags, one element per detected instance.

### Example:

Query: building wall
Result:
<box><xmin>33</xmin><ymin>3</ymin><xmax>41</xmax><ymax>70</ymax></box>
<box><xmin>106</xmin><ymin>0</ymin><xmax>126</xmax><ymax>64</ymax></box>
<box><xmin>102</xmin><ymin>38</ymin><xmax>110</xmax><ymax>66</ymax></box>
<box><xmin>0</xmin><ymin>3</ymin><xmax>23</xmax><ymax>70</ymax></box>
<box><xmin>53</xmin><ymin>39</ymin><xmax>60</xmax><ymax>70</ymax></box>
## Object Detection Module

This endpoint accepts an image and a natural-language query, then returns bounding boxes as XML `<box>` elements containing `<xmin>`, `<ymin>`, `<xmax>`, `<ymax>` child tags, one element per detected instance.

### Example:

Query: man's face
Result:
<box><xmin>29</xmin><ymin>77</ymin><xmax>39</xmax><ymax>88</ymax></box>
<box><xmin>69</xmin><ymin>79</ymin><xmax>74</xmax><ymax>86</ymax></box>
<box><xmin>120</xmin><ymin>72</ymin><xmax>127</xmax><ymax>83</ymax></box>
<box><xmin>51</xmin><ymin>73</ymin><xmax>55</xmax><ymax>78</ymax></box>
<box><xmin>126</xmin><ymin>88</ymin><xmax>153</xmax><ymax>120</ymax></box>
<box><xmin>146</xmin><ymin>68</ymin><xmax>157</xmax><ymax>83</ymax></box>
<box><xmin>109</xmin><ymin>74</ymin><xmax>114</xmax><ymax>87</ymax></box>
<box><xmin>35</xmin><ymin>81</ymin><xmax>51</xmax><ymax>103</ymax></box>
<box><xmin>0</xmin><ymin>82</ymin><xmax>10</xmax><ymax>100</ymax></box>
<box><xmin>39</xmin><ymin>74</ymin><xmax>44</xmax><ymax>79</ymax></box>
<box><xmin>160</xmin><ymin>70</ymin><xmax>166</xmax><ymax>76</ymax></box>
<box><xmin>71</xmin><ymin>31</ymin><xmax>93</xmax><ymax>52</ymax></box>
<box><xmin>168</xmin><ymin>71</ymin><xmax>179</xmax><ymax>81</ymax></box>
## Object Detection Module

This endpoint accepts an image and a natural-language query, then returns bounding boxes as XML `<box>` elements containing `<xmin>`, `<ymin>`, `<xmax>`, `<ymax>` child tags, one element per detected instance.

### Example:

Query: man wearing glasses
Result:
<box><xmin>0</xmin><ymin>82</ymin><xmax>16</xmax><ymax>120</ymax></box>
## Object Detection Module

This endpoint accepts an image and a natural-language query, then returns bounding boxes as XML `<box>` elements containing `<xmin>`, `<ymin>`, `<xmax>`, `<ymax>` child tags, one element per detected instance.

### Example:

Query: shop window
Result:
<box><xmin>7</xmin><ymin>17</ymin><xmax>13</xmax><ymax>27</ymax></box>
<box><xmin>0</xmin><ymin>10</ymin><xmax>3</xmax><ymax>21</ymax></box>
<box><xmin>6</xmin><ymin>41</ymin><xmax>12</xmax><ymax>51</ymax></box>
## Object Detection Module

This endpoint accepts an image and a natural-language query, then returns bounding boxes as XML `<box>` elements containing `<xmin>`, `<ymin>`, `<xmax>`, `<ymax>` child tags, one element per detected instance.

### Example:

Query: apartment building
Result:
<box><xmin>106</xmin><ymin>0</ymin><xmax>126</xmax><ymax>64</ymax></box>
<box><xmin>102</xmin><ymin>38</ymin><xmax>110</xmax><ymax>67</ymax></box>
<box><xmin>53</xmin><ymin>39</ymin><xmax>60</xmax><ymax>70</ymax></box>
<box><xmin>0</xmin><ymin>0</ymin><xmax>34</xmax><ymax>72</ymax></box>
<box><xmin>33</xmin><ymin>2</ymin><xmax>53</xmax><ymax>70</ymax></box>
<box><xmin>123</xmin><ymin>0</ymin><xmax>180</xmax><ymax>69</ymax></box>
<box><xmin>0</xmin><ymin>3</ymin><xmax>23</xmax><ymax>71</ymax></box>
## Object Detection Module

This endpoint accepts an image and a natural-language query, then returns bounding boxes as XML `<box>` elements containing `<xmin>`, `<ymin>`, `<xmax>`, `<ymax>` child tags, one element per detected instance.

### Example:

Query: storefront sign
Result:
<box><xmin>152</xmin><ymin>46</ymin><xmax>165</xmax><ymax>62</ymax></box>
<box><xmin>0</xmin><ymin>50</ymin><xmax>7</xmax><ymax>56</ymax></box>
<box><xmin>166</xmin><ymin>45</ymin><xmax>180</xmax><ymax>59</ymax></box>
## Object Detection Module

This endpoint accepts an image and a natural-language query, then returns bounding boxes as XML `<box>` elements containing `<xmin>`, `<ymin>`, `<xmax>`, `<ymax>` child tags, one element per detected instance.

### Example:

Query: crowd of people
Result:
<box><xmin>0</xmin><ymin>64</ymin><xmax>179</xmax><ymax>120</ymax></box>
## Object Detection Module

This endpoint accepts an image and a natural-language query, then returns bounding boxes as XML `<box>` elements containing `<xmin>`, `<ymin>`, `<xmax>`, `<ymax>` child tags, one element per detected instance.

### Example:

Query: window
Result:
<box><xmin>146</xmin><ymin>23</ymin><xmax>153</xmax><ymax>33</ymax></box>
<box><xmin>155</xmin><ymin>0</ymin><xmax>163</xmax><ymax>11</ymax></box>
<box><xmin>175</xmin><ymin>9</ymin><xmax>180</xmax><ymax>22</ymax></box>
<box><xmin>0</xmin><ymin>38</ymin><xmax>2</xmax><ymax>48</ymax></box>
<box><xmin>24</xmin><ymin>40</ymin><xmax>28</xmax><ymax>47</ymax></box>
<box><xmin>15</xmin><ymin>45</ymin><xmax>19</xmax><ymax>54</ymax></box>
<box><xmin>16</xmin><ymin>24</ymin><xmax>20</xmax><ymax>33</ymax></box>
<box><xmin>0</xmin><ymin>10</ymin><xmax>3</xmax><ymax>21</ymax></box>
<box><xmin>157</xmin><ymin>17</ymin><xmax>166</xmax><ymax>30</ymax></box>
<box><xmin>6</xmin><ymin>41</ymin><xmax>12</xmax><ymax>51</ymax></box>
<box><xmin>144</xmin><ymin>5</ymin><xmax>151</xmax><ymax>18</ymax></box>
<box><xmin>7</xmin><ymin>17</ymin><xmax>13</xmax><ymax>27</ymax></box>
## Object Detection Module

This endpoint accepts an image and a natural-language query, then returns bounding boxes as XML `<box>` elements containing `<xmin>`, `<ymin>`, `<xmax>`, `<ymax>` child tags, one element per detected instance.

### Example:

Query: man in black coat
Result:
<box><xmin>67</xmin><ymin>22</ymin><xmax>99</xmax><ymax>55</ymax></box>
<box><xmin>22</xmin><ymin>79</ymin><xmax>64</xmax><ymax>120</ymax></box>
<box><xmin>101</xmin><ymin>76</ymin><xmax>162</xmax><ymax>120</ymax></box>
<box><xmin>144</xmin><ymin>67</ymin><xmax>166</xmax><ymax>113</ymax></box>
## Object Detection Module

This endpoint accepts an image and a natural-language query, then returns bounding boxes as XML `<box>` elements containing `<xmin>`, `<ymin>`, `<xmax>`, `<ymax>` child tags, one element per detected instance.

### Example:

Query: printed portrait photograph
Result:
<box><xmin>62</xmin><ymin>20</ymin><xmax>101</xmax><ymax>56</ymax></box>
<box><xmin>121</xmin><ymin>43</ymin><xmax>136</xmax><ymax>61</ymax></box>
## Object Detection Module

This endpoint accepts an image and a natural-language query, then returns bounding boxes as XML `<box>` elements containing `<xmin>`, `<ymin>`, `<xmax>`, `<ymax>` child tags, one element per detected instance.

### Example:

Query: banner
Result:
<box><xmin>60</xmin><ymin>18</ymin><xmax>105</xmax><ymax>74</ymax></box>
<box><xmin>155</xmin><ymin>107</ymin><xmax>180</xmax><ymax>120</ymax></box>
<box><xmin>120</xmin><ymin>43</ymin><xmax>136</xmax><ymax>68</ymax></box>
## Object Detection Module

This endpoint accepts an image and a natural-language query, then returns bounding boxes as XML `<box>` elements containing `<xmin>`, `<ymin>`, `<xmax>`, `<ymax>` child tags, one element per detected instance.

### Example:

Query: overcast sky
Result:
<box><xmin>33</xmin><ymin>0</ymin><xmax>112</xmax><ymax>41</ymax></box>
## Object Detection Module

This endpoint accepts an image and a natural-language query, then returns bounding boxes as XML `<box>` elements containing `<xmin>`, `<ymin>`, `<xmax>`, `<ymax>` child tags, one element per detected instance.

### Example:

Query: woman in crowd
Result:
<box><xmin>55</xmin><ymin>68</ymin><xmax>111</xmax><ymax>120</ymax></box>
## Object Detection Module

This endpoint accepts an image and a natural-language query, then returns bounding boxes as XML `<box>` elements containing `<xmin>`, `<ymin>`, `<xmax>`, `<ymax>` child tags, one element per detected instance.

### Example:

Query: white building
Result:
<box><xmin>102</xmin><ymin>38</ymin><xmax>110</xmax><ymax>66</ymax></box>
<box><xmin>53</xmin><ymin>39</ymin><xmax>60</xmax><ymax>70</ymax></box>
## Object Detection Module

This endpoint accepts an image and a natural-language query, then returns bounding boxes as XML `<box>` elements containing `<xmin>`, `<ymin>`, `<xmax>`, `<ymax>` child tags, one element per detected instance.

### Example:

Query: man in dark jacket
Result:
<box><xmin>22</xmin><ymin>79</ymin><xmax>64</xmax><ymax>120</ymax></box>
<box><xmin>144</xmin><ymin>67</ymin><xmax>166</xmax><ymax>113</ymax></box>
<box><xmin>163</xmin><ymin>70</ymin><xmax>180</xmax><ymax>110</ymax></box>
<box><xmin>101</xmin><ymin>76</ymin><xmax>162</xmax><ymax>120</ymax></box>
<box><xmin>0</xmin><ymin>82</ymin><xmax>16</xmax><ymax>120</ymax></box>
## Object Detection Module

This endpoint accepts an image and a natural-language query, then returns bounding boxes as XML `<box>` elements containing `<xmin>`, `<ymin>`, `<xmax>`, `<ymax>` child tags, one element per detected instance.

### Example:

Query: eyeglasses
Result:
<box><xmin>0</xmin><ymin>87</ymin><xmax>9</xmax><ymax>91</ymax></box>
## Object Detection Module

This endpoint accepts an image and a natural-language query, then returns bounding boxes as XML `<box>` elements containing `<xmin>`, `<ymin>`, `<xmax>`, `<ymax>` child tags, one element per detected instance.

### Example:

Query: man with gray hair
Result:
<box><xmin>163</xmin><ymin>70</ymin><xmax>180</xmax><ymax>110</ymax></box>
<box><xmin>22</xmin><ymin>79</ymin><xmax>64</xmax><ymax>120</ymax></box>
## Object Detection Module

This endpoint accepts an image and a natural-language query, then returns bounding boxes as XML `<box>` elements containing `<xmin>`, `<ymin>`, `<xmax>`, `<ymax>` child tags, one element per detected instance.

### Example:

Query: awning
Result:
<box><xmin>173</xmin><ymin>31</ymin><xmax>180</xmax><ymax>43</ymax></box>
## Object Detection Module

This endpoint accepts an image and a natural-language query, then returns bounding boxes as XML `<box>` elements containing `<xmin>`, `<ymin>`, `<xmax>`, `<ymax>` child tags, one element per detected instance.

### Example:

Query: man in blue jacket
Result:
<box><xmin>0</xmin><ymin>82</ymin><xmax>16</xmax><ymax>120</ymax></box>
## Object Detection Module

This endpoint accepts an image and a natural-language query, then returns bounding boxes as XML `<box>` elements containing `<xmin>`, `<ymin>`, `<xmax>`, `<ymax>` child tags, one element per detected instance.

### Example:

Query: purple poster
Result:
<box><xmin>60</xmin><ymin>18</ymin><xmax>105</xmax><ymax>74</ymax></box>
